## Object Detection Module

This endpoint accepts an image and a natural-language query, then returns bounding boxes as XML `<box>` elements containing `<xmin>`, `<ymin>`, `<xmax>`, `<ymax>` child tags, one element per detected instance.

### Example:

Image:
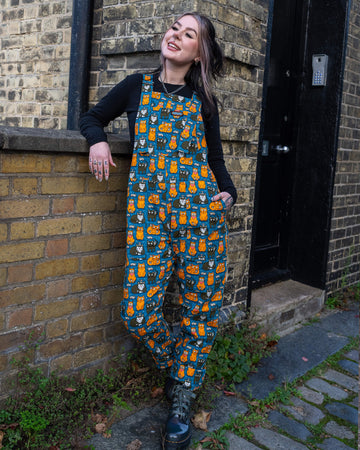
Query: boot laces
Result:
<box><xmin>171</xmin><ymin>385</ymin><xmax>196</xmax><ymax>421</ymax></box>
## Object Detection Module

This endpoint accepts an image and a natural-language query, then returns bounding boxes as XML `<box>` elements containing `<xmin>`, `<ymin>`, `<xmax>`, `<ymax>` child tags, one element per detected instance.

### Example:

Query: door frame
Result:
<box><xmin>248</xmin><ymin>0</ymin><xmax>351</xmax><ymax>308</ymax></box>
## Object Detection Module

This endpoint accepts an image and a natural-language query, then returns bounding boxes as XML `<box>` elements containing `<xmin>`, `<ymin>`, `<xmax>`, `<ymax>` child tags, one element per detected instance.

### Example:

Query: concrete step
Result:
<box><xmin>250</xmin><ymin>279</ymin><xmax>325</xmax><ymax>337</ymax></box>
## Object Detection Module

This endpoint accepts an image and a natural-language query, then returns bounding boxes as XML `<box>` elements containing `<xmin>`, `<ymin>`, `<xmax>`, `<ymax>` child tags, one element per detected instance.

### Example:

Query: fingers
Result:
<box><xmin>89</xmin><ymin>142</ymin><xmax>114</xmax><ymax>182</ymax></box>
<box><xmin>211</xmin><ymin>192</ymin><xmax>234</xmax><ymax>213</ymax></box>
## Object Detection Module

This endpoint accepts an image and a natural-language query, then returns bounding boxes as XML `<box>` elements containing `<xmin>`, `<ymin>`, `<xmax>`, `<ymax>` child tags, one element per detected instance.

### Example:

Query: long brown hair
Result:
<box><xmin>160</xmin><ymin>12</ymin><xmax>224</xmax><ymax>117</ymax></box>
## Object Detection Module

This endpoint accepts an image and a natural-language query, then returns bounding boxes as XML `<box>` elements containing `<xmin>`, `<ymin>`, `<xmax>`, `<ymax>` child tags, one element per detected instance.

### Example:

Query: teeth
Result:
<box><xmin>169</xmin><ymin>43</ymin><xmax>179</xmax><ymax>50</ymax></box>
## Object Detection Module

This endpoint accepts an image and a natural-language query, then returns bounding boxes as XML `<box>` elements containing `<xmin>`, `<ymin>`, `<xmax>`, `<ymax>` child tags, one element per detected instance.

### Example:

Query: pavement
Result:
<box><xmin>88</xmin><ymin>304</ymin><xmax>359</xmax><ymax>450</ymax></box>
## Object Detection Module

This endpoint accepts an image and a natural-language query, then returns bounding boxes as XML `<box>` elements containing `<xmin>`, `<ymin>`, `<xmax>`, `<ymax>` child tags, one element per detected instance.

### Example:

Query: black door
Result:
<box><xmin>252</xmin><ymin>0</ymin><xmax>303</xmax><ymax>286</ymax></box>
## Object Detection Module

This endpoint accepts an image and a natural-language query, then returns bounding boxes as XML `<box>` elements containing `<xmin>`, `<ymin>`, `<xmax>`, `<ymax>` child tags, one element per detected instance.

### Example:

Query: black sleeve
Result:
<box><xmin>203</xmin><ymin>106</ymin><xmax>237</xmax><ymax>204</ymax></box>
<box><xmin>79</xmin><ymin>74</ymin><xmax>142</xmax><ymax>147</ymax></box>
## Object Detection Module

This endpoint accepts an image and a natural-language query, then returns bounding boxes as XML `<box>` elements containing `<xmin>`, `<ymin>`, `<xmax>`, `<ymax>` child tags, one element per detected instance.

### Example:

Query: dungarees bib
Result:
<box><xmin>121</xmin><ymin>74</ymin><xmax>228</xmax><ymax>390</ymax></box>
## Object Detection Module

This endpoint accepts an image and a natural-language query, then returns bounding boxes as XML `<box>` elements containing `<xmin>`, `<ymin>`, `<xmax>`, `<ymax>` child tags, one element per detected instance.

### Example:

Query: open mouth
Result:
<box><xmin>168</xmin><ymin>42</ymin><xmax>180</xmax><ymax>51</ymax></box>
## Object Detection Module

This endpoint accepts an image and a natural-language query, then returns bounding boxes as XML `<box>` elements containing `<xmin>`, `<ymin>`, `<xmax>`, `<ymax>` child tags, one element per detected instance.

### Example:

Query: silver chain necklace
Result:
<box><xmin>159</xmin><ymin>75</ymin><xmax>186</xmax><ymax>95</ymax></box>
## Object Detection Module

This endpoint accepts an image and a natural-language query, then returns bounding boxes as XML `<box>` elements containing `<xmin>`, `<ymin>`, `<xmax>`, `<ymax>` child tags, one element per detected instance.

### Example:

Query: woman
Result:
<box><xmin>80</xmin><ymin>12</ymin><xmax>237</xmax><ymax>449</ymax></box>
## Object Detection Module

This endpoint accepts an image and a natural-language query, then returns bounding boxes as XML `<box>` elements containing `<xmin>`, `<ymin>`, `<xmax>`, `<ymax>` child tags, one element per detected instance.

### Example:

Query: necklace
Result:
<box><xmin>159</xmin><ymin>74</ymin><xmax>186</xmax><ymax>95</ymax></box>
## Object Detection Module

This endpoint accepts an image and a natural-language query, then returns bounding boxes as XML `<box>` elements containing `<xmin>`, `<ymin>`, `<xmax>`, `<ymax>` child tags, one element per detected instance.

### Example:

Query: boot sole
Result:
<box><xmin>164</xmin><ymin>438</ymin><xmax>190</xmax><ymax>450</ymax></box>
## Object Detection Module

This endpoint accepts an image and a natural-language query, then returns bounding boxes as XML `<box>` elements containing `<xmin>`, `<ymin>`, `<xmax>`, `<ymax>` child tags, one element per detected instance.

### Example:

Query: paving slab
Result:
<box><xmin>268</xmin><ymin>410</ymin><xmax>313</xmax><ymax>441</ymax></box>
<box><xmin>282</xmin><ymin>396</ymin><xmax>325</xmax><ymax>425</ymax></box>
<box><xmin>322</xmin><ymin>369</ymin><xmax>358</xmax><ymax>391</ymax></box>
<box><xmin>297</xmin><ymin>386</ymin><xmax>324</xmax><ymax>405</ymax></box>
<box><xmin>305</xmin><ymin>377</ymin><xmax>349</xmax><ymax>400</ymax></box>
<box><xmin>324</xmin><ymin>420</ymin><xmax>355</xmax><ymax>439</ymax></box>
<box><xmin>344</xmin><ymin>349</ymin><xmax>359</xmax><ymax>362</ymax></box>
<box><xmin>312</xmin><ymin>306</ymin><xmax>359</xmax><ymax>337</ymax></box>
<box><xmin>225</xmin><ymin>432</ymin><xmax>262</xmax><ymax>450</ymax></box>
<box><xmin>192</xmin><ymin>394</ymin><xmax>248</xmax><ymax>440</ymax></box>
<box><xmin>89</xmin><ymin>401</ymin><xmax>167</xmax><ymax>449</ymax></box>
<box><xmin>325</xmin><ymin>402</ymin><xmax>358</xmax><ymax>426</ymax></box>
<box><xmin>349</xmin><ymin>396</ymin><xmax>358</xmax><ymax>408</ymax></box>
<box><xmin>251</xmin><ymin>427</ymin><xmax>308</xmax><ymax>450</ymax></box>
<box><xmin>338</xmin><ymin>359</ymin><xmax>358</xmax><ymax>377</ymax></box>
<box><xmin>236</xmin><ymin>310</ymin><xmax>353</xmax><ymax>399</ymax></box>
<box><xmin>317</xmin><ymin>437</ymin><xmax>355</xmax><ymax>449</ymax></box>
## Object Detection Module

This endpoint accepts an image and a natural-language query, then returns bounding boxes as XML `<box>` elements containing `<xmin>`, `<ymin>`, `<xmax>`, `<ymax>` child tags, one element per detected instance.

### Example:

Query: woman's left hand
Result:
<box><xmin>211</xmin><ymin>192</ymin><xmax>234</xmax><ymax>213</ymax></box>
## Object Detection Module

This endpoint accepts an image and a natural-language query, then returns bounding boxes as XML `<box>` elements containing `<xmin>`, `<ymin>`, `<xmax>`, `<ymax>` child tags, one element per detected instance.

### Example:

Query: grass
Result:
<box><xmin>0</xmin><ymin>313</ymin><xmax>277</xmax><ymax>449</ymax></box>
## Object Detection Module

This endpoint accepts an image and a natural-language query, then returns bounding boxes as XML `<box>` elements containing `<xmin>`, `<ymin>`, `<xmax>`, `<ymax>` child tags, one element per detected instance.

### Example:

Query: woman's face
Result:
<box><xmin>161</xmin><ymin>15</ymin><xmax>200</xmax><ymax>69</ymax></box>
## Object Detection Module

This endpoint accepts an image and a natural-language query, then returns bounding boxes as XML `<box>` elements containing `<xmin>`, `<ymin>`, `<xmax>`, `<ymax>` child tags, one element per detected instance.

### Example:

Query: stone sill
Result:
<box><xmin>0</xmin><ymin>126</ymin><xmax>132</xmax><ymax>155</ymax></box>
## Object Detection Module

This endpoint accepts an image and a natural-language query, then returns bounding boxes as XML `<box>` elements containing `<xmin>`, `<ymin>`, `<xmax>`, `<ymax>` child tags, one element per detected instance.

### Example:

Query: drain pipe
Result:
<box><xmin>67</xmin><ymin>0</ymin><xmax>94</xmax><ymax>130</ymax></box>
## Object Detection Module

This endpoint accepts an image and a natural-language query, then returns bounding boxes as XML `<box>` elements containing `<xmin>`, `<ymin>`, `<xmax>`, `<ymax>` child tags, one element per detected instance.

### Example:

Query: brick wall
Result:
<box><xmin>89</xmin><ymin>0</ymin><xmax>268</xmax><ymax>307</ymax></box>
<box><xmin>0</xmin><ymin>127</ymin><xmax>132</xmax><ymax>400</ymax></box>
<box><xmin>326</xmin><ymin>0</ymin><xmax>360</xmax><ymax>294</ymax></box>
<box><xmin>0</xmin><ymin>0</ymin><xmax>72</xmax><ymax>129</ymax></box>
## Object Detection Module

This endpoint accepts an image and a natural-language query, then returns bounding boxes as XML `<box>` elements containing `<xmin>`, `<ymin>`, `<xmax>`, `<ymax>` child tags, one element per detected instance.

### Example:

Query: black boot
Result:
<box><xmin>164</xmin><ymin>376</ymin><xmax>176</xmax><ymax>401</ymax></box>
<box><xmin>164</xmin><ymin>383</ymin><xmax>196</xmax><ymax>450</ymax></box>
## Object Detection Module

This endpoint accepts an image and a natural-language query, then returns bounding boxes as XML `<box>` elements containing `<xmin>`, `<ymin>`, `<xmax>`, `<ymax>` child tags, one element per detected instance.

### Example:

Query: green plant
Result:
<box><xmin>206</xmin><ymin>316</ymin><xmax>278</xmax><ymax>385</ymax></box>
<box><xmin>200</xmin><ymin>428</ymin><xmax>230</xmax><ymax>449</ymax></box>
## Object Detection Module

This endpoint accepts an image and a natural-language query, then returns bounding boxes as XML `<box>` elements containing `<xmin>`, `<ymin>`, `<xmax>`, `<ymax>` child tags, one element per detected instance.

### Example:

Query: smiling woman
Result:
<box><xmin>79</xmin><ymin>12</ymin><xmax>237</xmax><ymax>449</ymax></box>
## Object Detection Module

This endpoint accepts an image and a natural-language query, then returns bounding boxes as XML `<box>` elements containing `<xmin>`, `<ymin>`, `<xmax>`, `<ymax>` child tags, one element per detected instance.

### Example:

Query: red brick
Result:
<box><xmin>46</xmin><ymin>239</ymin><xmax>69</xmax><ymax>257</ymax></box>
<box><xmin>7</xmin><ymin>264</ymin><xmax>33</xmax><ymax>283</ymax></box>
<box><xmin>47</xmin><ymin>279</ymin><xmax>69</xmax><ymax>298</ymax></box>
<box><xmin>8</xmin><ymin>308</ymin><xmax>33</xmax><ymax>328</ymax></box>
<box><xmin>52</xmin><ymin>197</ymin><xmax>74</xmax><ymax>214</ymax></box>
<box><xmin>80</xmin><ymin>294</ymin><xmax>101</xmax><ymax>311</ymax></box>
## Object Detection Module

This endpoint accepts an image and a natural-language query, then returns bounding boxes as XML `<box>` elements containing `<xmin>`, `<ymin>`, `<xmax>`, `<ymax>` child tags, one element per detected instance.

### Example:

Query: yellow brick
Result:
<box><xmin>0</xmin><ymin>355</ymin><xmax>7</xmax><ymax>371</ymax></box>
<box><xmin>70</xmin><ymin>234</ymin><xmax>111</xmax><ymax>253</ymax></box>
<box><xmin>2</xmin><ymin>284</ymin><xmax>46</xmax><ymax>308</ymax></box>
<box><xmin>76</xmin><ymin>195</ymin><xmax>116</xmax><ymax>213</ymax></box>
<box><xmin>46</xmin><ymin>319</ymin><xmax>69</xmax><ymax>338</ymax></box>
<box><xmin>0</xmin><ymin>224</ymin><xmax>7</xmax><ymax>242</ymax></box>
<box><xmin>35</xmin><ymin>297</ymin><xmax>79</xmax><ymax>321</ymax></box>
<box><xmin>13</xmin><ymin>178</ymin><xmax>38</xmax><ymax>195</ymax></box>
<box><xmin>84</xmin><ymin>329</ymin><xmax>104</xmax><ymax>346</ymax></box>
<box><xmin>40</xmin><ymin>335</ymin><xmax>82</xmax><ymax>358</ymax></box>
<box><xmin>35</xmin><ymin>257</ymin><xmax>79</xmax><ymax>280</ymax></box>
<box><xmin>50</xmin><ymin>354</ymin><xmax>73</xmax><ymax>372</ymax></box>
<box><xmin>73</xmin><ymin>343</ymin><xmax>112</xmax><ymax>368</ymax></box>
<box><xmin>102</xmin><ymin>288</ymin><xmax>122</xmax><ymax>306</ymax></box>
<box><xmin>0</xmin><ymin>268</ymin><xmax>6</xmax><ymax>287</ymax></box>
<box><xmin>10</xmin><ymin>222</ymin><xmax>35</xmax><ymax>240</ymax></box>
<box><xmin>0</xmin><ymin>313</ymin><xmax>4</xmax><ymax>331</ymax></box>
<box><xmin>82</xmin><ymin>215</ymin><xmax>102</xmax><ymax>233</ymax></box>
<box><xmin>88</xmin><ymin>178</ymin><xmax>108</xmax><ymax>193</ymax></box>
<box><xmin>0</xmin><ymin>241</ymin><xmax>44</xmax><ymax>264</ymax></box>
<box><xmin>102</xmin><ymin>250</ymin><xmax>124</xmax><ymax>268</ymax></box>
<box><xmin>1</xmin><ymin>154</ymin><xmax>51</xmax><ymax>173</ymax></box>
<box><xmin>108</xmin><ymin>175</ymin><xmax>128</xmax><ymax>192</ymax></box>
<box><xmin>71</xmin><ymin>310</ymin><xmax>109</xmax><ymax>331</ymax></box>
<box><xmin>0</xmin><ymin>199</ymin><xmax>49</xmax><ymax>219</ymax></box>
<box><xmin>41</xmin><ymin>177</ymin><xmax>85</xmax><ymax>194</ymax></box>
<box><xmin>53</xmin><ymin>155</ymin><xmax>78</xmax><ymax>173</ymax></box>
<box><xmin>37</xmin><ymin>217</ymin><xmax>81</xmax><ymax>236</ymax></box>
<box><xmin>72</xmin><ymin>272</ymin><xmax>110</xmax><ymax>293</ymax></box>
<box><xmin>0</xmin><ymin>178</ymin><xmax>10</xmax><ymax>196</ymax></box>
<box><xmin>81</xmin><ymin>255</ymin><xmax>100</xmax><ymax>272</ymax></box>
<box><xmin>103</xmin><ymin>213</ymin><xmax>126</xmax><ymax>231</ymax></box>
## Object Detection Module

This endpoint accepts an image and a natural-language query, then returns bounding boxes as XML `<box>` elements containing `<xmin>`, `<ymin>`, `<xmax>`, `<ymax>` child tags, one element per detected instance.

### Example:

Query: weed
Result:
<box><xmin>206</xmin><ymin>315</ymin><xmax>278</xmax><ymax>386</ymax></box>
<box><xmin>199</xmin><ymin>428</ymin><xmax>230</xmax><ymax>449</ymax></box>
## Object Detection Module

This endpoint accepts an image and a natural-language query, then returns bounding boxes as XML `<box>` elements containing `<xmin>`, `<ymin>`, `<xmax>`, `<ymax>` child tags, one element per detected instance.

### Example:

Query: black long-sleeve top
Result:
<box><xmin>79</xmin><ymin>73</ymin><xmax>237</xmax><ymax>202</ymax></box>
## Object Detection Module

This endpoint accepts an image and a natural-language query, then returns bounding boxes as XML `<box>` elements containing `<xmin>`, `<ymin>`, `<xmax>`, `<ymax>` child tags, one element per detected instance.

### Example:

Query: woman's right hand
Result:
<box><xmin>89</xmin><ymin>142</ymin><xmax>116</xmax><ymax>181</ymax></box>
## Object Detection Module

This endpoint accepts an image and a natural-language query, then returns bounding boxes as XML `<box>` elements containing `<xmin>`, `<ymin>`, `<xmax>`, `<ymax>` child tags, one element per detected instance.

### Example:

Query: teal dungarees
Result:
<box><xmin>121</xmin><ymin>75</ymin><xmax>228</xmax><ymax>390</ymax></box>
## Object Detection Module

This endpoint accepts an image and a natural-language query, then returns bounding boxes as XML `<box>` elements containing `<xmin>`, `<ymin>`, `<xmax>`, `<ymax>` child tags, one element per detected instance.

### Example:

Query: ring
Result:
<box><xmin>93</xmin><ymin>160</ymin><xmax>97</xmax><ymax>164</ymax></box>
